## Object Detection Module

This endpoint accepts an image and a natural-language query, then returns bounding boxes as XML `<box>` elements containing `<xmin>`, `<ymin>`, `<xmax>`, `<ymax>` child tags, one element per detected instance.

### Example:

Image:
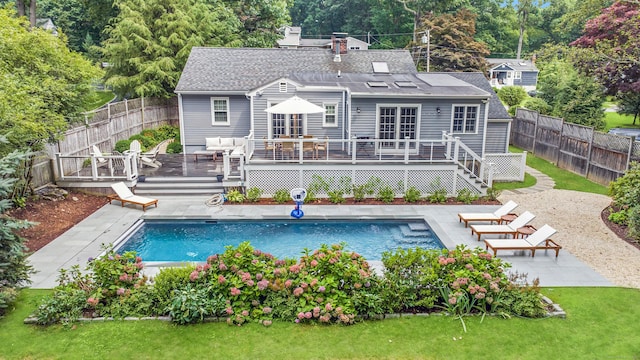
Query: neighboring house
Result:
<box><xmin>36</xmin><ymin>18</ymin><xmax>58</xmax><ymax>36</ymax></box>
<box><xmin>277</xmin><ymin>26</ymin><xmax>369</xmax><ymax>50</ymax></box>
<box><xmin>487</xmin><ymin>58</ymin><xmax>538</xmax><ymax>92</ymax></box>
<box><xmin>174</xmin><ymin>47</ymin><xmax>518</xmax><ymax>194</ymax></box>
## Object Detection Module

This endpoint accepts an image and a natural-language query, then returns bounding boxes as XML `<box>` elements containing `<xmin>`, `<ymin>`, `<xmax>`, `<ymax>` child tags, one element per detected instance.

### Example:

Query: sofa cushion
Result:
<box><xmin>220</xmin><ymin>137</ymin><xmax>234</xmax><ymax>147</ymax></box>
<box><xmin>205</xmin><ymin>137</ymin><xmax>220</xmax><ymax>149</ymax></box>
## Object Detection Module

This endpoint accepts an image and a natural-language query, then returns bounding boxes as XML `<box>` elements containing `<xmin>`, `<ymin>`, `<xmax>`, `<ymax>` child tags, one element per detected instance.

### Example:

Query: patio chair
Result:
<box><xmin>457</xmin><ymin>200</ymin><xmax>518</xmax><ymax>227</ymax></box>
<box><xmin>302</xmin><ymin>135</ymin><xmax>316</xmax><ymax>159</ymax></box>
<box><xmin>108</xmin><ymin>182</ymin><xmax>158</xmax><ymax>211</ymax></box>
<box><xmin>139</xmin><ymin>144</ymin><xmax>162</xmax><ymax>168</ymax></box>
<box><xmin>484</xmin><ymin>224</ymin><xmax>562</xmax><ymax>257</ymax></box>
<box><xmin>470</xmin><ymin>211</ymin><xmax>535</xmax><ymax>241</ymax></box>
<box><xmin>314</xmin><ymin>136</ymin><xmax>328</xmax><ymax>160</ymax></box>
<box><xmin>280</xmin><ymin>136</ymin><xmax>295</xmax><ymax>159</ymax></box>
<box><xmin>263</xmin><ymin>136</ymin><xmax>276</xmax><ymax>157</ymax></box>
<box><xmin>91</xmin><ymin>145</ymin><xmax>109</xmax><ymax>168</ymax></box>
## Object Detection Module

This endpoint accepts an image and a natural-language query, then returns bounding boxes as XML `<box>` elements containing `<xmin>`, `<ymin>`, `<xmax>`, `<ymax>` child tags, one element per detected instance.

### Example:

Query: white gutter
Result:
<box><xmin>481</xmin><ymin>100</ymin><xmax>490</xmax><ymax>157</ymax></box>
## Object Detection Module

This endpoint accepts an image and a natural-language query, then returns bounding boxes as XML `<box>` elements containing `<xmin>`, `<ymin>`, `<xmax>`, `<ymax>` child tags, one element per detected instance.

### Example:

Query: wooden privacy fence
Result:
<box><xmin>510</xmin><ymin>108</ymin><xmax>640</xmax><ymax>186</ymax></box>
<box><xmin>32</xmin><ymin>97</ymin><xmax>179</xmax><ymax>188</ymax></box>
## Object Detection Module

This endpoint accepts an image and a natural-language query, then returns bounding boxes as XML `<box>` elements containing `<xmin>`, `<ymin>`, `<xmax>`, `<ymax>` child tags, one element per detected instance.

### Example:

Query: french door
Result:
<box><xmin>378</xmin><ymin>106</ymin><xmax>419</xmax><ymax>153</ymax></box>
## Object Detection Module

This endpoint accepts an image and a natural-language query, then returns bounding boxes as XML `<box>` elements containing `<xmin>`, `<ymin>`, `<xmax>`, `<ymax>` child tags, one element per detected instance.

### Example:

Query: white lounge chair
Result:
<box><xmin>470</xmin><ymin>211</ymin><xmax>536</xmax><ymax>241</ymax></box>
<box><xmin>108</xmin><ymin>182</ymin><xmax>158</xmax><ymax>211</ymax></box>
<box><xmin>484</xmin><ymin>224</ymin><xmax>562</xmax><ymax>257</ymax></box>
<box><xmin>92</xmin><ymin>145</ymin><xmax>109</xmax><ymax>168</ymax></box>
<box><xmin>457</xmin><ymin>200</ymin><xmax>518</xmax><ymax>227</ymax></box>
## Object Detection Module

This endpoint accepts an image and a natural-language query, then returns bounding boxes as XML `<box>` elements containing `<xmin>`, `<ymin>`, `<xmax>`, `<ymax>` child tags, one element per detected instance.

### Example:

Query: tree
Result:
<box><xmin>220</xmin><ymin>0</ymin><xmax>292</xmax><ymax>47</ymax></box>
<box><xmin>516</xmin><ymin>0</ymin><xmax>537</xmax><ymax>60</ymax></box>
<box><xmin>413</xmin><ymin>9</ymin><xmax>490</xmax><ymax>72</ymax></box>
<box><xmin>37</xmin><ymin>0</ymin><xmax>102</xmax><ymax>54</ymax></box>
<box><xmin>102</xmin><ymin>0</ymin><xmax>242</xmax><ymax>98</ymax></box>
<box><xmin>537</xmin><ymin>57</ymin><xmax>605</xmax><ymax>129</ymax></box>
<box><xmin>0</xmin><ymin>8</ymin><xmax>102</xmax><ymax>154</ymax></box>
<box><xmin>570</xmin><ymin>1</ymin><xmax>640</xmax><ymax>96</ymax></box>
<box><xmin>394</xmin><ymin>0</ymin><xmax>470</xmax><ymax>42</ymax></box>
<box><xmin>0</xmin><ymin>135</ymin><xmax>34</xmax><ymax>317</ymax></box>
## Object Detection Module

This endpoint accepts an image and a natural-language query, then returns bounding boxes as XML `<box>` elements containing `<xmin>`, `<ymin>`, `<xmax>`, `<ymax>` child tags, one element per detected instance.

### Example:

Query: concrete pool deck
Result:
<box><xmin>27</xmin><ymin>195</ymin><xmax>612</xmax><ymax>289</ymax></box>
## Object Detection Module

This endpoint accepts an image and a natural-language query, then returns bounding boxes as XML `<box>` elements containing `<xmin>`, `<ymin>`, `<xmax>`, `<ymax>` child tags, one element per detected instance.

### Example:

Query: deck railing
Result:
<box><xmin>55</xmin><ymin>152</ymin><xmax>138</xmax><ymax>181</ymax></box>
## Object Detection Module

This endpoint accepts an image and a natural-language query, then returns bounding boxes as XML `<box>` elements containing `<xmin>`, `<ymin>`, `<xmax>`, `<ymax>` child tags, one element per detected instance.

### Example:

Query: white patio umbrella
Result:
<box><xmin>264</xmin><ymin>96</ymin><xmax>325</xmax><ymax>137</ymax></box>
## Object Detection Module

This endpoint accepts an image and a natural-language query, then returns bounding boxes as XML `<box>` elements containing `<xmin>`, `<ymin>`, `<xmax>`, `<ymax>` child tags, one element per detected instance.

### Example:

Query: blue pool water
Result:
<box><xmin>116</xmin><ymin>219</ymin><xmax>444</xmax><ymax>261</ymax></box>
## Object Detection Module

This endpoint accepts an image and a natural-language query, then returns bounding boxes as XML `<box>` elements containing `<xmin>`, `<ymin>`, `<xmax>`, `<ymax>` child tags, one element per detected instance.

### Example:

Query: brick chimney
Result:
<box><xmin>332</xmin><ymin>32</ymin><xmax>348</xmax><ymax>55</ymax></box>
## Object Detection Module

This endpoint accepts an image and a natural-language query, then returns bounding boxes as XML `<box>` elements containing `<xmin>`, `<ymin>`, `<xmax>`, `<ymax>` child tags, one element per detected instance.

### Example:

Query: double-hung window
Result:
<box><xmin>323</xmin><ymin>103</ymin><xmax>338</xmax><ymax>127</ymax></box>
<box><xmin>452</xmin><ymin>105</ymin><xmax>478</xmax><ymax>134</ymax></box>
<box><xmin>211</xmin><ymin>97</ymin><xmax>230</xmax><ymax>125</ymax></box>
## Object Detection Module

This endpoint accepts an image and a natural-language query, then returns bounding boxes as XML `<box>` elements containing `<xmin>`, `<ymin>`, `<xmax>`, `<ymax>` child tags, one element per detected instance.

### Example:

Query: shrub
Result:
<box><xmin>327</xmin><ymin>190</ymin><xmax>345</xmax><ymax>204</ymax></box>
<box><xmin>114</xmin><ymin>139</ymin><xmax>132</xmax><ymax>153</ymax></box>
<box><xmin>273</xmin><ymin>189</ymin><xmax>290</xmax><ymax>204</ymax></box>
<box><xmin>522</xmin><ymin>97</ymin><xmax>551</xmax><ymax>115</ymax></box>
<box><xmin>428</xmin><ymin>189</ymin><xmax>447</xmax><ymax>203</ymax></box>
<box><xmin>156</xmin><ymin>125</ymin><xmax>180</xmax><ymax>140</ymax></box>
<box><xmin>225</xmin><ymin>189</ymin><xmax>245</xmax><ymax>203</ymax></box>
<box><xmin>166</xmin><ymin>141</ymin><xmax>182</xmax><ymax>154</ymax></box>
<box><xmin>498</xmin><ymin>86</ymin><xmax>527</xmax><ymax>108</ymax></box>
<box><xmin>167</xmin><ymin>285</ymin><xmax>225</xmax><ymax>324</ymax></box>
<box><xmin>34</xmin><ymin>288</ymin><xmax>89</xmax><ymax>325</ymax></box>
<box><xmin>140</xmin><ymin>129</ymin><xmax>158</xmax><ymax>140</ymax></box>
<box><xmin>376</xmin><ymin>185</ymin><xmax>395</xmax><ymax>203</ymax></box>
<box><xmin>456</xmin><ymin>188</ymin><xmax>479</xmax><ymax>204</ymax></box>
<box><xmin>352</xmin><ymin>177</ymin><xmax>382</xmax><ymax>202</ymax></box>
<box><xmin>609</xmin><ymin>163</ymin><xmax>640</xmax><ymax>239</ymax></box>
<box><xmin>153</xmin><ymin>265</ymin><xmax>197</xmax><ymax>310</ymax></box>
<box><xmin>484</xmin><ymin>187</ymin><xmax>502</xmax><ymax>201</ymax></box>
<box><xmin>403</xmin><ymin>186</ymin><xmax>422</xmax><ymax>203</ymax></box>
<box><xmin>497</xmin><ymin>273</ymin><xmax>547</xmax><ymax>318</ymax></box>
<box><xmin>245</xmin><ymin>187</ymin><xmax>263</xmax><ymax>202</ymax></box>
<box><xmin>129</xmin><ymin>134</ymin><xmax>154</xmax><ymax>149</ymax></box>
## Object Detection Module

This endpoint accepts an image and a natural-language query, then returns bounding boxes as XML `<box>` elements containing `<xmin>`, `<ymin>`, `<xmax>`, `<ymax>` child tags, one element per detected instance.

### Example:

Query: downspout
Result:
<box><xmin>177</xmin><ymin>93</ymin><xmax>186</xmax><ymax>154</ymax></box>
<box><xmin>345</xmin><ymin>88</ymin><xmax>351</xmax><ymax>153</ymax></box>
<box><xmin>249</xmin><ymin>94</ymin><xmax>255</xmax><ymax>139</ymax></box>
<box><xmin>481</xmin><ymin>99</ymin><xmax>490</xmax><ymax>157</ymax></box>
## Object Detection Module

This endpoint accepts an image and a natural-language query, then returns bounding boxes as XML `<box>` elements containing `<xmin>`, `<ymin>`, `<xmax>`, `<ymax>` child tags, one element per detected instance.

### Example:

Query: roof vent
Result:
<box><xmin>395</xmin><ymin>81</ymin><xmax>417</xmax><ymax>88</ymax></box>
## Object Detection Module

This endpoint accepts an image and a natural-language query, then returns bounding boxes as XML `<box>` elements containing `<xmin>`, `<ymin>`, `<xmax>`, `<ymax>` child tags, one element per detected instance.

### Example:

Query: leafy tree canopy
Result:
<box><xmin>102</xmin><ymin>0</ymin><xmax>243</xmax><ymax>98</ymax></box>
<box><xmin>221</xmin><ymin>0</ymin><xmax>292</xmax><ymax>47</ymax></box>
<box><xmin>0</xmin><ymin>8</ymin><xmax>102</xmax><ymax>153</ymax></box>
<box><xmin>570</xmin><ymin>1</ymin><xmax>640</xmax><ymax>95</ymax></box>
<box><xmin>414</xmin><ymin>9</ymin><xmax>490</xmax><ymax>72</ymax></box>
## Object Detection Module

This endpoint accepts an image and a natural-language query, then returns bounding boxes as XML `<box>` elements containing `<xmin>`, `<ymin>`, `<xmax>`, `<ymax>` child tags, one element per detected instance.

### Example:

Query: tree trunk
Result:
<box><xmin>16</xmin><ymin>0</ymin><xmax>25</xmax><ymax>16</ymax></box>
<box><xmin>517</xmin><ymin>25</ymin><xmax>524</xmax><ymax>60</ymax></box>
<box><xmin>29</xmin><ymin>0</ymin><xmax>36</xmax><ymax>28</ymax></box>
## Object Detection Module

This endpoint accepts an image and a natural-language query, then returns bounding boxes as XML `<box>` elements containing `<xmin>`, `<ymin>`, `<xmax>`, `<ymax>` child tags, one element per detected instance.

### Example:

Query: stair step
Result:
<box><xmin>134</xmin><ymin>188</ymin><xmax>224</xmax><ymax>195</ymax></box>
<box><xmin>407</xmin><ymin>222</ymin><xmax>429</xmax><ymax>231</ymax></box>
<box><xmin>399</xmin><ymin>224</ymin><xmax>431</xmax><ymax>237</ymax></box>
<box><xmin>134</xmin><ymin>176</ymin><xmax>229</xmax><ymax>197</ymax></box>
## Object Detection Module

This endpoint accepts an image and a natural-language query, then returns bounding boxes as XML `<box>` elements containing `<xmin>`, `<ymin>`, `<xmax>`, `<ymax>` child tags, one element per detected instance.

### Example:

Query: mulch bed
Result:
<box><xmin>601</xmin><ymin>205</ymin><xmax>640</xmax><ymax>251</ymax></box>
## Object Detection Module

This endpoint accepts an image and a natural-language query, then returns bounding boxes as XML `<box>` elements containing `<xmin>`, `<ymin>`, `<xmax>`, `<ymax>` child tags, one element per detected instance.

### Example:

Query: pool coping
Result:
<box><xmin>27</xmin><ymin>196</ymin><xmax>613</xmax><ymax>289</ymax></box>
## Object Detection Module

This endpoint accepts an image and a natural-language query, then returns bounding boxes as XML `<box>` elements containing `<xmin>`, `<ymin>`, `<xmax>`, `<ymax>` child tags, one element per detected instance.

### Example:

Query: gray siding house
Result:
<box><xmin>175</xmin><ymin>47</ymin><xmax>511</xmax><ymax>157</ymax></box>
<box><xmin>487</xmin><ymin>58</ymin><xmax>539</xmax><ymax>92</ymax></box>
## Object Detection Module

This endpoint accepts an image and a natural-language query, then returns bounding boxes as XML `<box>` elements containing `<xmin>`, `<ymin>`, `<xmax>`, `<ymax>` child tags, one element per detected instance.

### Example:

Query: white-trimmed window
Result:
<box><xmin>323</xmin><ymin>103</ymin><xmax>338</xmax><ymax>127</ymax></box>
<box><xmin>211</xmin><ymin>97</ymin><xmax>230</xmax><ymax>125</ymax></box>
<box><xmin>452</xmin><ymin>105</ymin><xmax>478</xmax><ymax>134</ymax></box>
<box><xmin>514</xmin><ymin>71</ymin><xmax>522</xmax><ymax>79</ymax></box>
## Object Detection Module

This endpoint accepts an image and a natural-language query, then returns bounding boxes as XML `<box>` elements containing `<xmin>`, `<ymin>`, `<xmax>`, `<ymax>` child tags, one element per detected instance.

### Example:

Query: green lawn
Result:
<box><xmin>604</xmin><ymin>111</ymin><xmax>640</xmax><ymax>132</ymax></box>
<box><xmin>83</xmin><ymin>90</ymin><xmax>115</xmax><ymax>111</ymax></box>
<box><xmin>507</xmin><ymin>146</ymin><xmax>608</xmax><ymax>195</ymax></box>
<box><xmin>1</xmin><ymin>288</ymin><xmax>639</xmax><ymax>359</ymax></box>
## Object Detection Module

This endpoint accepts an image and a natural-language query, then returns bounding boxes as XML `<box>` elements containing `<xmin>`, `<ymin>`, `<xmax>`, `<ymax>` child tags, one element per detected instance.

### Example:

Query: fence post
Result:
<box><xmin>626</xmin><ymin>137</ymin><xmax>635</xmax><ymax>170</ymax></box>
<box><xmin>584</xmin><ymin>127</ymin><xmax>595</xmax><ymax>178</ymax></box>
<box><xmin>521</xmin><ymin>151</ymin><xmax>527</xmax><ymax>181</ymax></box>
<box><xmin>556</xmin><ymin>118</ymin><xmax>564</xmax><ymax>166</ymax></box>
<box><xmin>141</xmin><ymin>96</ymin><xmax>145</xmax><ymax>129</ymax></box>
<box><xmin>453</xmin><ymin>137</ymin><xmax>460</xmax><ymax>163</ymax></box>
<box><xmin>531</xmin><ymin>111</ymin><xmax>539</xmax><ymax>154</ymax></box>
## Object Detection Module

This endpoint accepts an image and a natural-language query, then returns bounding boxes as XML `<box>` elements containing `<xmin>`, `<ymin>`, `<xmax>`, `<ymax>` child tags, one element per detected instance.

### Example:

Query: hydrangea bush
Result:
<box><xmin>34</xmin><ymin>243</ymin><xmax>546</xmax><ymax>327</ymax></box>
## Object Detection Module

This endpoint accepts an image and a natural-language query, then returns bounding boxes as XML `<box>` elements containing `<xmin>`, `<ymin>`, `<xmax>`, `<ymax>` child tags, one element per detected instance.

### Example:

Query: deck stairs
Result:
<box><xmin>134</xmin><ymin>177</ymin><xmax>225</xmax><ymax>196</ymax></box>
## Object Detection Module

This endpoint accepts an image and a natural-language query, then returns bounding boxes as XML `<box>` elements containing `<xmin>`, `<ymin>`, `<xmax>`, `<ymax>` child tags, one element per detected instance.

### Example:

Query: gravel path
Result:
<box><xmin>498</xmin><ymin>168</ymin><xmax>640</xmax><ymax>289</ymax></box>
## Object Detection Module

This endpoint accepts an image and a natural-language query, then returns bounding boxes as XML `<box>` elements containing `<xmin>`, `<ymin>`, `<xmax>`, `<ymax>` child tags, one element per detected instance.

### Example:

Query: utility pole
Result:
<box><xmin>421</xmin><ymin>30</ymin><xmax>430</xmax><ymax>72</ymax></box>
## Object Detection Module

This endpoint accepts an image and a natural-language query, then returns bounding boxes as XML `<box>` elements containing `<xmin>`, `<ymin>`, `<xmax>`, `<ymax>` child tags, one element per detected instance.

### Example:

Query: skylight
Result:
<box><xmin>367</xmin><ymin>81</ymin><xmax>388</xmax><ymax>87</ymax></box>
<box><xmin>395</xmin><ymin>81</ymin><xmax>417</xmax><ymax>88</ymax></box>
<box><xmin>372</xmin><ymin>62</ymin><xmax>389</xmax><ymax>73</ymax></box>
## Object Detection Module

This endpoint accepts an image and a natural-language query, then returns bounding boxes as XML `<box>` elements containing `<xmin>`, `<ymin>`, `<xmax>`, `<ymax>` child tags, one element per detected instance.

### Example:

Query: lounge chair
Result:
<box><xmin>92</xmin><ymin>145</ymin><xmax>110</xmax><ymax>168</ymax></box>
<box><xmin>139</xmin><ymin>143</ymin><xmax>162</xmax><ymax>168</ymax></box>
<box><xmin>457</xmin><ymin>200</ymin><xmax>518</xmax><ymax>227</ymax></box>
<box><xmin>470</xmin><ymin>211</ymin><xmax>535</xmax><ymax>241</ymax></box>
<box><xmin>108</xmin><ymin>182</ymin><xmax>158</xmax><ymax>211</ymax></box>
<box><xmin>484</xmin><ymin>224</ymin><xmax>562</xmax><ymax>257</ymax></box>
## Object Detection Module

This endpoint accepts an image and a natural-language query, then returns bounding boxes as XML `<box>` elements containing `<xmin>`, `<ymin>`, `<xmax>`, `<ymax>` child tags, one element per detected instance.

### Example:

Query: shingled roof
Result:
<box><xmin>175</xmin><ymin>47</ymin><xmax>417</xmax><ymax>93</ymax></box>
<box><xmin>446</xmin><ymin>72</ymin><xmax>512</xmax><ymax>120</ymax></box>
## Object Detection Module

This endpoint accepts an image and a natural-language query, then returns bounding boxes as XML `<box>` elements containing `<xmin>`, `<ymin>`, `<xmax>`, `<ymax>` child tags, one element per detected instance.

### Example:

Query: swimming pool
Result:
<box><xmin>115</xmin><ymin>219</ymin><xmax>444</xmax><ymax>262</ymax></box>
